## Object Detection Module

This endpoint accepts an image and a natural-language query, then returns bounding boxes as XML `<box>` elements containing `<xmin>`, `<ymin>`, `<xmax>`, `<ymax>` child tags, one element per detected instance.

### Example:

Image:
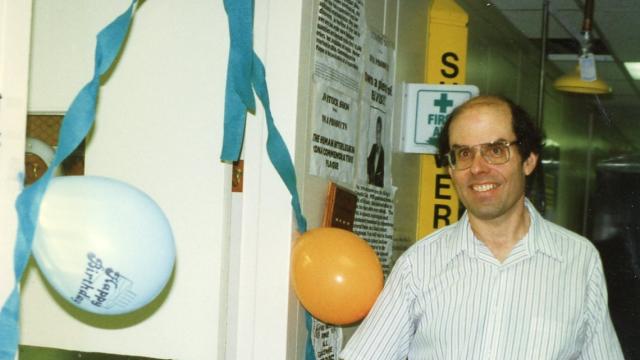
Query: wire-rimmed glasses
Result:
<box><xmin>445</xmin><ymin>140</ymin><xmax>519</xmax><ymax>170</ymax></box>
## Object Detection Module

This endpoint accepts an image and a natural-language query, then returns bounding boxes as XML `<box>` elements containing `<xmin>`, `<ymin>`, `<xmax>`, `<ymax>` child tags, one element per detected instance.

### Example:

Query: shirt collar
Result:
<box><xmin>524</xmin><ymin>198</ymin><xmax>564</xmax><ymax>262</ymax></box>
<box><xmin>444</xmin><ymin>212</ymin><xmax>477</xmax><ymax>262</ymax></box>
<box><xmin>443</xmin><ymin>198</ymin><xmax>563</xmax><ymax>264</ymax></box>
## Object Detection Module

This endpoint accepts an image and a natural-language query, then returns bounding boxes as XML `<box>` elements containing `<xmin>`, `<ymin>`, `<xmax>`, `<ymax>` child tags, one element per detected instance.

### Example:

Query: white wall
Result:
<box><xmin>0</xmin><ymin>0</ymin><xmax>33</xmax><ymax>328</ymax></box>
<box><xmin>22</xmin><ymin>0</ymin><xmax>305</xmax><ymax>359</ymax></box>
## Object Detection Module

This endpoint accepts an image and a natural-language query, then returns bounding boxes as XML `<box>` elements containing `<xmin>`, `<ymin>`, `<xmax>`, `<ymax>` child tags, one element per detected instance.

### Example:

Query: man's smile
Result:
<box><xmin>471</xmin><ymin>183</ymin><xmax>499</xmax><ymax>192</ymax></box>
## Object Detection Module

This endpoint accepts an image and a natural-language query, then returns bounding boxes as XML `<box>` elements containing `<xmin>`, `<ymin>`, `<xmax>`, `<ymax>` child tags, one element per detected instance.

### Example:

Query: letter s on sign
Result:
<box><xmin>440</xmin><ymin>52</ymin><xmax>459</xmax><ymax>79</ymax></box>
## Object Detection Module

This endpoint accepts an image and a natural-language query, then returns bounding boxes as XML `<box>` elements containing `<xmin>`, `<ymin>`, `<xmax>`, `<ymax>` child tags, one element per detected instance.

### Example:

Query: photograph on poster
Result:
<box><xmin>364</xmin><ymin>106</ymin><xmax>387</xmax><ymax>188</ymax></box>
<box><xmin>367</xmin><ymin>115</ymin><xmax>384</xmax><ymax>187</ymax></box>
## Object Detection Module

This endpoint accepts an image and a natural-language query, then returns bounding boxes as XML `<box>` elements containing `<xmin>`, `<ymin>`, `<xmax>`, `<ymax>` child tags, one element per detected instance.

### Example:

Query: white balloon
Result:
<box><xmin>33</xmin><ymin>176</ymin><xmax>176</xmax><ymax>315</ymax></box>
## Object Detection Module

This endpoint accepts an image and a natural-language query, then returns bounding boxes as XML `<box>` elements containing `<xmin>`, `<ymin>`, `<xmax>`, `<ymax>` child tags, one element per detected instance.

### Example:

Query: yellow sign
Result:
<box><xmin>416</xmin><ymin>0</ymin><xmax>468</xmax><ymax>239</ymax></box>
<box><xmin>418</xmin><ymin>155</ymin><xmax>459</xmax><ymax>235</ymax></box>
<box><xmin>424</xmin><ymin>0</ymin><xmax>468</xmax><ymax>85</ymax></box>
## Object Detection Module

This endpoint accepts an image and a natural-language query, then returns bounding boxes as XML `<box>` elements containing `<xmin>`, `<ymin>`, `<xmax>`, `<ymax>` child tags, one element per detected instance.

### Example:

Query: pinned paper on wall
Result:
<box><xmin>357</xmin><ymin>31</ymin><xmax>395</xmax><ymax>188</ymax></box>
<box><xmin>313</xmin><ymin>0</ymin><xmax>366</xmax><ymax>96</ymax></box>
<box><xmin>352</xmin><ymin>184</ymin><xmax>396</xmax><ymax>276</ymax></box>
<box><xmin>310</xmin><ymin>84</ymin><xmax>358</xmax><ymax>183</ymax></box>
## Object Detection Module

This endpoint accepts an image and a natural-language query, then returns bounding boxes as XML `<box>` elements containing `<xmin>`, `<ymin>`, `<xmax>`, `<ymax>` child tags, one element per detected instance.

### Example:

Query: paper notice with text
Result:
<box><xmin>312</xmin><ymin>319</ymin><xmax>343</xmax><ymax>360</ymax></box>
<box><xmin>314</xmin><ymin>0</ymin><xmax>365</xmax><ymax>95</ymax></box>
<box><xmin>310</xmin><ymin>84</ymin><xmax>358</xmax><ymax>183</ymax></box>
<box><xmin>352</xmin><ymin>184</ymin><xmax>395</xmax><ymax>276</ymax></box>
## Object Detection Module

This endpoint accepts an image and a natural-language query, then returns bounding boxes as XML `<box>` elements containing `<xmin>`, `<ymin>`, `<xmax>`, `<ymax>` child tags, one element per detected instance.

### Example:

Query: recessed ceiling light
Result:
<box><xmin>624</xmin><ymin>62</ymin><xmax>640</xmax><ymax>80</ymax></box>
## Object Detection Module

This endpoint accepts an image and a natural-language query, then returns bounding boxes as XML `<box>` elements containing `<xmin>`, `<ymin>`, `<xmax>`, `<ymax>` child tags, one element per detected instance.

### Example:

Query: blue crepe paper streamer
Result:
<box><xmin>250</xmin><ymin>54</ymin><xmax>307</xmax><ymax>233</ymax></box>
<box><xmin>223</xmin><ymin>1</ymin><xmax>317</xmax><ymax>359</ymax></box>
<box><xmin>0</xmin><ymin>2</ymin><xmax>137</xmax><ymax>359</ymax></box>
<box><xmin>221</xmin><ymin>0</ymin><xmax>256</xmax><ymax>161</ymax></box>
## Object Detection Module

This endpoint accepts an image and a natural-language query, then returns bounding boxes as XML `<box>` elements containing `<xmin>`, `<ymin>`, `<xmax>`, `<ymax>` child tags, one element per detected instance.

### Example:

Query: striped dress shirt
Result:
<box><xmin>341</xmin><ymin>200</ymin><xmax>623</xmax><ymax>359</ymax></box>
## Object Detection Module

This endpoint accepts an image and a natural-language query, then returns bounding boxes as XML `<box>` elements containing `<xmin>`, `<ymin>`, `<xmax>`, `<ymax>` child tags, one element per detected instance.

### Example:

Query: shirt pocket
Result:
<box><xmin>525</xmin><ymin>316</ymin><xmax>573</xmax><ymax>359</ymax></box>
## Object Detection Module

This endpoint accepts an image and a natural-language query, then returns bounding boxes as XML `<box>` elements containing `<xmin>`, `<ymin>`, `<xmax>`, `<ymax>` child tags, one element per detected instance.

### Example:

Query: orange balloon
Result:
<box><xmin>291</xmin><ymin>227</ymin><xmax>383</xmax><ymax>325</ymax></box>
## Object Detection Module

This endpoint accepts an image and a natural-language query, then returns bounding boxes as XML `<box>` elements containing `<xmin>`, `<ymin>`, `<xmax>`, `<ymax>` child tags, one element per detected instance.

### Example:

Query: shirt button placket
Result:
<box><xmin>487</xmin><ymin>268</ymin><xmax>506</xmax><ymax>359</ymax></box>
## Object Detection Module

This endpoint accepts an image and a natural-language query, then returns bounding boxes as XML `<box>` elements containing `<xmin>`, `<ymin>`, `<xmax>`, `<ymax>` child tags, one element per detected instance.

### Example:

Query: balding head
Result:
<box><xmin>438</xmin><ymin>95</ymin><xmax>543</xmax><ymax>165</ymax></box>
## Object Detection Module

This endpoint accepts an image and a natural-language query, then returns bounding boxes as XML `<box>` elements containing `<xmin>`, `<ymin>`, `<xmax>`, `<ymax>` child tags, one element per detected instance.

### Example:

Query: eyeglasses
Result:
<box><xmin>445</xmin><ymin>140</ymin><xmax>519</xmax><ymax>170</ymax></box>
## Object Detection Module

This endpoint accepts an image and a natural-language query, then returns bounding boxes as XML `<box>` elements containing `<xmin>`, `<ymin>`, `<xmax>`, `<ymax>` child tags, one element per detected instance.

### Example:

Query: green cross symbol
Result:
<box><xmin>434</xmin><ymin>93</ymin><xmax>454</xmax><ymax>113</ymax></box>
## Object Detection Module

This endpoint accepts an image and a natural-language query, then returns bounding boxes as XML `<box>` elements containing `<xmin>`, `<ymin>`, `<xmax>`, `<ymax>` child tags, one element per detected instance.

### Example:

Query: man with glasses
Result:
<box><xmin>341</xmin><ymin>95</ymin><xmax>622</xmax><ymax>359</ymax></box>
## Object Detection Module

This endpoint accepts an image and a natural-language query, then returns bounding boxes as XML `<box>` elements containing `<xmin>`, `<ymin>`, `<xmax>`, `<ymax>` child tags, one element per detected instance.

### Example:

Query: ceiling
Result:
<box><xmin>488</xmin><ymin>0</ymin><xmax>640</xmax><ymax>147</ymax></box>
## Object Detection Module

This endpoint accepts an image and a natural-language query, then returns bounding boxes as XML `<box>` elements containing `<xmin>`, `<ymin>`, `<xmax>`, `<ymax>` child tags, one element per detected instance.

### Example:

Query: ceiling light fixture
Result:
<box><xmin>554</xmin><ymin>66</ymin><xmax>611</xmax><ymax>94</ymax></box>
<box><xmin>624</xmin><ymin>62</ymin><xmax>640</xmax><ymax>80</ymax></box>
<box><xmin>553</xmin><ymin>0</ymin><xmax>611</xmax><ymax>94</ymax></box>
